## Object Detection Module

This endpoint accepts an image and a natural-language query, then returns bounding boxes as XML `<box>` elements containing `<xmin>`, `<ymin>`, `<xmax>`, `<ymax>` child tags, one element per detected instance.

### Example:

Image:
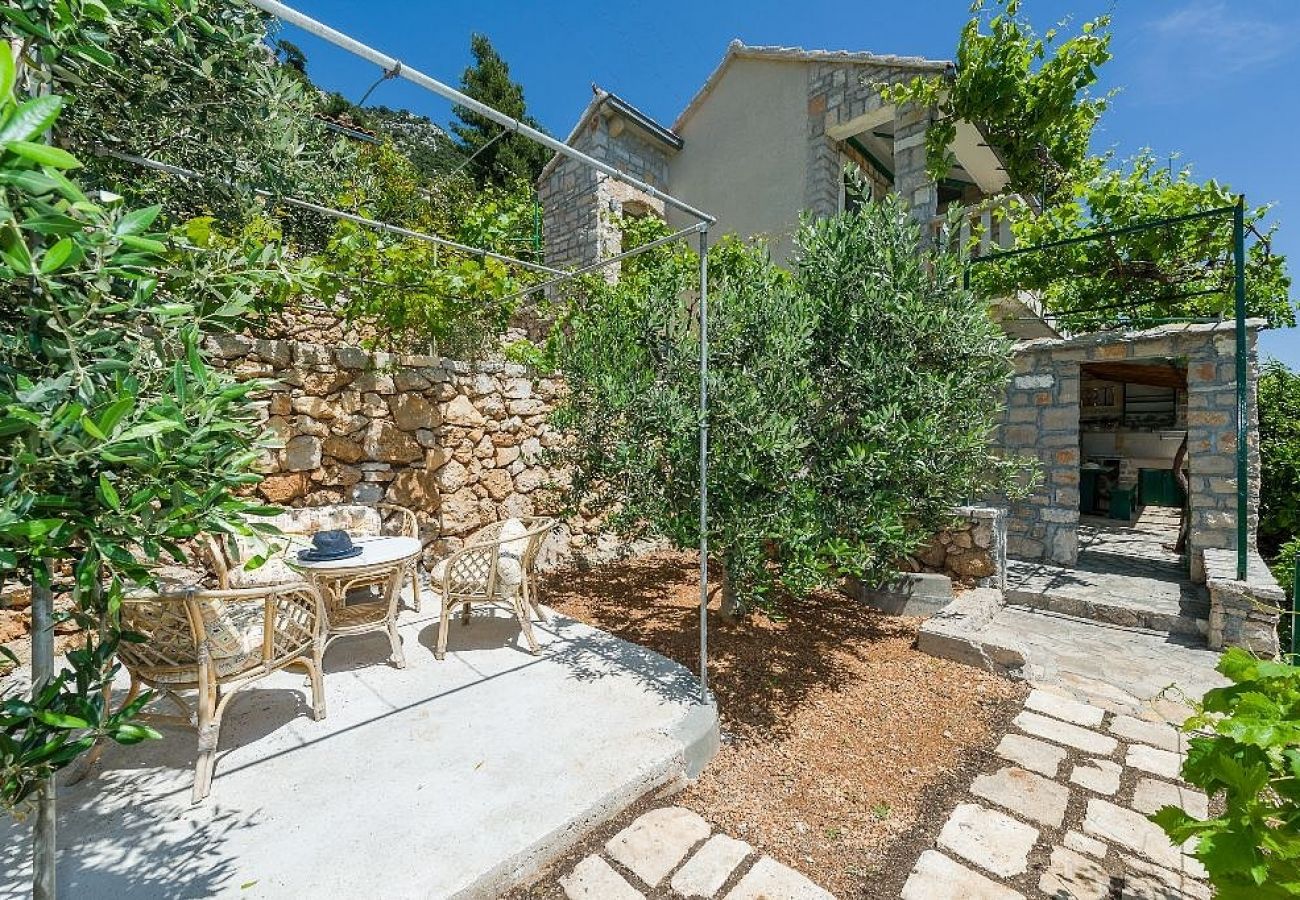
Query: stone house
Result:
<box><xmin>538</xmin><ymin>42</ymin><xmax>1020</xmax><ymax>293</ymax></box>
<box><xmin>540</xmin><ymin>39</ymin><xmax>1280</xmax><ymax>641</ymax></box>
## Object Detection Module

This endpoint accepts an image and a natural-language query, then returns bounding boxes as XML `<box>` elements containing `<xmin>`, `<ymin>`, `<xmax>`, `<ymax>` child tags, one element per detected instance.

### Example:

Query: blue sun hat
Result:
<box><xmin>297</xmin><ymin>529</ymin><xmax>363</xmax><ymax>562</ymax></box>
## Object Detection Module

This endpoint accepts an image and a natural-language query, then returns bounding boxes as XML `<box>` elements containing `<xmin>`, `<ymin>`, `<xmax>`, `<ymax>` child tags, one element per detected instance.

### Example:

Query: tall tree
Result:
<box><xmin>450</xmin><ymin>34</ymin><xmax>550</xmax><ymax>186</ymax></box>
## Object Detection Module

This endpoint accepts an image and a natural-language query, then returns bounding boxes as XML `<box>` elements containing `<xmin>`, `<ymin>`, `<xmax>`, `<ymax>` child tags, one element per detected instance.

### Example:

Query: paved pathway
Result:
<box><xmin>558</xmin><ymin>807</ymin><xmax>834</xmax><ymax>900</ymax></box>
<box><xmin>901</xmin><ymin>678</ymin><xmax>1213</xmax><ymax>900</ymax></box>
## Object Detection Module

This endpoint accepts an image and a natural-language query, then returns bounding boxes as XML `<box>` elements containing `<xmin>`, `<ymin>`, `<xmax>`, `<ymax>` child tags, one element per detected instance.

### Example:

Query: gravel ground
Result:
<box><xmin>525</xmin><ymin>551</ymin><xmax>1026</xmax><ymax>898</ymax></box>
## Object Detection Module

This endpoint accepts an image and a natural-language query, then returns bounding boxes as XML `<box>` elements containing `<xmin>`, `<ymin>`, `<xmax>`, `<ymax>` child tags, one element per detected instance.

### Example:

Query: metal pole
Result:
<box><xmin>245</xmin><ymin>0</ymin><xmax>716</xmax><ymax>226</ymax></box>
<box><xmin>697</xmin><ymin>227</ymin><xmax>710</xmax><ymax>702</ymax></box>
<box><xmin>31</xmin><ymin>567</ymin><xmax>55</xmax><ymax>900</ymax></box>
<box><xmin>1232</xmin><ymin>196</ymin><xmax>1249</xmax><ymax>582</ymax></box>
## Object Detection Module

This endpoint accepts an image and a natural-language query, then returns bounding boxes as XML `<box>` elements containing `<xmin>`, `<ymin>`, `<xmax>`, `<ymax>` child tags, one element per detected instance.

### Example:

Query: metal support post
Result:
<box><xmin>697</xmin><ymin>227</ymin><xmax>710</xmax><ymax>702</ymax></box>
<box><xmin>1232</xmin><ymin>196</ymin><xmax>1249</xmax><ymax>582</ymax></box>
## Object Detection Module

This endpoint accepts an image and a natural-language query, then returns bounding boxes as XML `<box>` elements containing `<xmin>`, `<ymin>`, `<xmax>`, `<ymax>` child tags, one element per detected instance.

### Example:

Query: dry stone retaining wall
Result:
<box><xmin>205</xmin><ymin>334</ymin><xmax>600</xmax><ymax>564</ymax></box>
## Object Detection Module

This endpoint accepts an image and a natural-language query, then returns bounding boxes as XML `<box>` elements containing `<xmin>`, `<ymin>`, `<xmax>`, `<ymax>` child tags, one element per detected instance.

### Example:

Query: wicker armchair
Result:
<box><xmin>432</xmin><ymin>517</ymin><xmax>556</xmax><ymax>660</ymax></box>
<box><xmin>206</xmin><ymin>503</ymin><xmax>422</xmax><ymax>610</ymax></box>
<box><xmin>116</xmin><ymin>582</ymin><xmax>328</xmax><ymax>803</ymax></box>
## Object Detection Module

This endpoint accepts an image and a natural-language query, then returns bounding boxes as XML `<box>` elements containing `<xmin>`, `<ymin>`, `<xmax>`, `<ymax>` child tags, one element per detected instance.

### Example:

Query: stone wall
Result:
<box><xmin>996</xmin><ymin>321</ymin><xmax>1263</xmax><ymax>579</ymax></box>
<box><xmin>908</xmin><ymin>506</ymin><xmax>1008</xmax><ymax>591</ymax></box>
<box><xmin>1203</xmin><ymin>547</ymin><xmax>1283</xmax><ymax>657</ymax></box>
<box><xmin>205</xmin><ymin>334</ymin><xmax>599</xmax><ymax>564</ymax></box>
<box><xmin>538</xmin><ymin>96</ymin><xmax>675</xmax><ymax>272</ymax></box>
<box><xmin>805</xmin><ymin>61</ymin><xmax>939</xmax><ymax>223</ymax></box>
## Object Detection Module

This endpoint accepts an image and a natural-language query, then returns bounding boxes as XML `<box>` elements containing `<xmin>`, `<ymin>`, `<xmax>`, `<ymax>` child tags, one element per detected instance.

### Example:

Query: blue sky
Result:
<box><xmin>278</xmin><ymin>0</ymin><xmax>1299</xmax><ymax>367</ymax></box>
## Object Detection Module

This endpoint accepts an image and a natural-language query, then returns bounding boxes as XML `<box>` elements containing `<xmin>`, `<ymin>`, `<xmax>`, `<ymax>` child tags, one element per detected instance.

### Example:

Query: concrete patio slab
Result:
<box><xmin>1</xmin><ymin>600</ymin><xmax>718</xmax><ymax>900</ymax></box>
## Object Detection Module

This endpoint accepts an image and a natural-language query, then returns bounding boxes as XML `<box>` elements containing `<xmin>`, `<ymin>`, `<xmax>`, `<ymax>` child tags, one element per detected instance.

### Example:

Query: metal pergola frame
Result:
<box><xmin>227</xmin><ymin>1</ymin><xmax>720</xmax><ymax>699</ymax></box>
<box><xmin>965</xmin><ymin>199</ymin><xmax>1251</xmax><ymax>582</ymax></box>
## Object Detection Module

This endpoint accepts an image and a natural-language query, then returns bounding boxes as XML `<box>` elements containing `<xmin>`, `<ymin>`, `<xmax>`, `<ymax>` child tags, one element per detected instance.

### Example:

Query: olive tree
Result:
<box><xmin>551</xmin><ymin>197</ymin><xmax>1023</xmax><ymax>615</ymax></box>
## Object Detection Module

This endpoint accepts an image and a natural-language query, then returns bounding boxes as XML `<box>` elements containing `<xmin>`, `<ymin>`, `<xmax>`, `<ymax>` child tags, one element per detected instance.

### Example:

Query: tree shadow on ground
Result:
<box><xmin>538</xmin><ymin>550</ymin><xmax>919</xmax><ymax>740</ymax></box>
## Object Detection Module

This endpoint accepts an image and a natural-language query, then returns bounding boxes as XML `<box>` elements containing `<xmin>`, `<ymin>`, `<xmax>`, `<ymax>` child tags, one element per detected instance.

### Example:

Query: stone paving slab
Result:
<box><xmin>722</xmin><ymin>857</ymin><xmax>836</xmax><ymax>900</ymax></box>
<box><xmin>906</xmin><ymin>657</ymin><xmax>1218</xmax><ymax>900</ymax></box>
<box><xmin>1025</xmin><ymin>688</ymin><xmax>1105</xmax><ymax>726</ymax></box>
<box><xmin>670</xmin><ymin>834</ymin><xmax>752</xmax><ymax>899</ymax></box>
<box><xmin>901</xmin><ymin>851</ymin><xmax>1026</xmax><ymax>900</ymax></box>
<box><xmin>605</xmin><ymin>806</ymin><xmax>711</xmax><ymax>887</ymax></box>
<box><xmin>557</xmin><ymin>807</ymin><xmax>834</xmax><ymax>900</ymax></box>
<box><xmin>560</xmin><ymin>855</ymin><xmax>645</xmax><ymax>900</ymax></box>
<box><xmin>1125</xmin><ymin>744</ymin><xmax>1185</xmax><ymax>780</ymax></box>
<box><xmin>1014</xmin><ymin>710</ymin><xmax>1119</xmax><ymax>755</ymax></box>
<box><xmin>996</xmin><ymin>733</ymin><xmax>1067</xmax><ymax>777</ymax></box>
<box><xmin>1131</xmin><ymin>778</ymin><xmax>1210</xmax><ymax>819</ymax></box>
<box><xmin>1069</xmin><ymin>758</ymin><xmax>1122</xmax><ymax>796</ymax></box>
<box><xmin>937</xmin><ymin>803</ymin><xmax>1039</xmax><ymax>878</ymax></box>
<box><xmin>971</xmin><ymin>766</ymin><xmax>1070</xmax><ymax>828</ymax></box>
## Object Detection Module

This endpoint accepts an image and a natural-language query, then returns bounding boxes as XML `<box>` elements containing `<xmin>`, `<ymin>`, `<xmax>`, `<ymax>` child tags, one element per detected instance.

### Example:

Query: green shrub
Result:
<box><xmin>550</xmin><ymin>197</ymin><xmax>1026</xmax><ymax>614</ymax></box>
<box><xmin>1153</xmin><ymin>648</ymin><xmax>1300</xmax><ymax>898</ymax></box>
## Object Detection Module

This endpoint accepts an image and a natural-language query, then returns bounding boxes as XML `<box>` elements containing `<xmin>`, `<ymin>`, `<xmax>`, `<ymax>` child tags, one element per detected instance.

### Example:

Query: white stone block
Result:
<box><xmin>1110</xmin><ymin>715</ymin><xmax>1184</xmax><ymax>753</ymax></box>
<box><xmin>1126</xmin><ymin>744</ymin><xmax>1185</xmax><ymax>780</ymax></box>
<box><xmin>722</xmin><ymin>856</ymin><xmax>834</xmax><ymax>900</ymax></box>
<box><xmin>1082</xmin><ymin>799</ymin><xmax>1205</xmax><ymax>876</ymax></box>
<box><xmin>560</xmin><ymin>855</ymin><xmax>645</xmax><ymax>900</ymax></box>
<box><xmin>1070</xmin><ymin>758</ymin><xmax>1123</xmax><ymax>796</ymax></box>
<box><xmin>937</xmin><ymin>803</ymin><xmax>1039</xmax><ymax>878</ymax></box>
<box><xmin>901</xmin><ymin>851</ymin><xmax>1025</xmax><ymax>900</ymax></box>
<box><xmin>971</xmin><ymin>766</ymin><xmax>1070</xmax><ymax>827</ymax></box>
<box><xmin>606</xmin><ymin>807</ymin><xmax>711</xmax><ymax>888</ymax></box>
<box><xmin>1131</xmin><ymin>778</ymin><xmax>1209</xmax><ymax>819</ymax></box>
<box><xmin>1025</xmin><ymin>689</ymin><xmax>1106</xmax><ymax>727</ymax></box>
<box><xmin>996</xmin><ymin>733</ymin><xmax>1066</xmax><ymax>777</ymax></box>
<box><xmin>1014</xmin><ymin>711</ymin><xmax>1119</xmax><ymax>755</ymax></box>
<box><xmin>670</xmin><ymin>834</ymin><xmax>751</xmax><ymax>898</ymax></box>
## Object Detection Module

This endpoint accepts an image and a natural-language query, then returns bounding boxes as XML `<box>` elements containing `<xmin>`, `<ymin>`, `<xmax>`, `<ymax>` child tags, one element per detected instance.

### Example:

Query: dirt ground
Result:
<box><xmin>529</xmin><ymin>551</ymin><xmax>1025</xmax><ymax>899</ymax></box>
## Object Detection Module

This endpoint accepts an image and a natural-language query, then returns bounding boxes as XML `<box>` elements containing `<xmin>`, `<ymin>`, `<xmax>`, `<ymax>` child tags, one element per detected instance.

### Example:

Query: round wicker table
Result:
<box><xmin>295</xmin><ymin>535</ymin><xmax>422</xmax><ymax>668</ymax></box>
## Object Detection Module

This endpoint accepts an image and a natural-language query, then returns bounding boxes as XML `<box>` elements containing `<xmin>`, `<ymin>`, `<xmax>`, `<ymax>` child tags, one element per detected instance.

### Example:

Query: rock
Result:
<box><xmin>440</xmin><ymin>488</ymin><xmax>487</xmax><ymax>535</ymax></box>
<box><xmin>1110</xmin><ymin>715</ymin><xmax>1184</xmax><ymax>753</ymax></box>
<box><xmin>970</xmin><ymin>766</ymin><xmax>1070</xmax><ymax>828</ymax></box>
<box><xmin>495</xmin><ymin>445</ymin><xmax>521</xmax><ymax>467</ymax></box>
<box><xmin>515</xmin><ymin>467</ymin><xmax>548</xmax><ymax>494</ymax></box>
<box><xmin>386</xmin><ymin>469</ymin><xmax>440</xmax><ymax>511</ymax></box>
<box><xmin>670</xmin><ymin>834</ymin><xmax>751</xmax><ymax>899</ymax></box>
<box><xmin>500</xmin><ymin>493</ymin><xmax>534</xmax><ymax>518</ymax></box>
<box><xmin>1014</xmin><ymin>711</ymin><xmax>1119</xmax><ymax>755</ymax></box>
<box><xmin>1025</xmin><ymin>689</ymin><xmax>1106</xmax><ymax>727</ymax></box>
<box><xmin>425</xmin><ymin>447</ymin><xmax>449</xmax><ymax>470</ymax></box>
<box><xmin>299</xmin><ymin>369</ymin><xmax>354</xmax><ymax>394</ymax></box>
<box><xmin>950</xmin><ymin>530</ymin><xmax>974</xmax><ymax>549</ymax></box>
<box><xmin>480</xmin><ymin>469</ymin><xmax>512</xmax><ymax>502</ymax></box>
<box><xmin>1038</xmin><ymin>846</ymin><xmax>1110</xmax><ymax>900</ymax></box>
<box><xmin>0</xmin><ymin>609</ymin><xmax>28</xmax><ymax>643</ymax></box>
<box><xmin>350</xmin><ymin>482</ymin><xmax>384</xmax><ymax>504</ymax></box>
<box><xmin>317</xmin><ymin>463</ymin><xmax>362</xmax><ymax>487</ymax></box>
<box><xmin>723</xmin><ymin>856</ymin><xmax>834</xmax><ymax>900</ymax></box>
<box><xmin>334</xmin><ymin>347</ymin><xmax>372</xmax><ymax>370</ymax></box>
<box><xmin>268</xmin><ymin>393</ymin><xmax>291</xmax><ymax>416</ymax></box>
<box><xmin>902</xmin><ymin>850</ymin><xmax>1025</xmax><ymax>900</ymax></box>
<box><xmin>292</xmin><ymin>395</ymin><xmax>333</xmax><ymax>419</ymax></box>
<box><xmin>937</xmin><ymin>803</ymin><xmax>1038</xmax><ymax>878</ymax></box>
<box><xmin>394</xmin><ymin>370</ymin><xmax>431</xmax><ymax>392</ymax></box>
<box><xmin>1082</xmin><ymin>799</ymin><xmax>1205</xmax><ymax>875</ymax></box>
<box><xmin>916</xmin><ymin>540</ymin><xmax>948</xmax><ymax>569</ymax></box>
<box><xmin>389</xmin><ymin>394</ymin><xmax>439</xmax><ymax>431</ymax></box>
<box><xmin>559</xmin><ymin>856</ymin><xmax>643</xmax><ymax>900</ymax></box>
<box><xmin>1064</xmin><ymin>830</ymin><xmax>1108</xmax><ymax>859</ymax></box>
<box><xmin>322</xmin><ymin>435</ymin><xmax>365</xmax><ymax>464</ymax></box>
<box><xmin>605</xmin><ymin>806</ymin><xmax>711</xmax><ymax>888</ymax></box>
<box><xmin>353</xmin><ymin>370</ymin><xmax>395</xmax><ymax>394</ymax></box>
<box><xmin>1131</xmin><ymin>778</ymin><xmax>1209</xmax><ymax>819</ymax></box>
<box><xmin>948</xmin><ymin>550</ymin><xmax>996</xmax><ymax>578</ymax></box>
<box><xmin>445</xmin><ymin>394</ymin><xmax>485</xmax><ymax>427</ymax></box>
<box><xmin>435</xmin><ymin>459</ymin><xmax>469</xmax><ymax>493</ymax></box>
<box><xmin>294</xmin><ymin>415</ymin><xmax>329</xmax><ymax>438</ymax></box>
<box><xmin>415</xmin><ymin>429</ymin><xmax>439</xmax><ymax>448</ymax></box>
<box><xmin>520</xmin><ymin>436</ymin><xmax>542</xmax><ymax>461</ymax></box>
<box><xmin>260</xmin><ymin>473</ymin><xmax>310</xmax><ymax>503</ymax></box>
<box><xmin>363</xmin><ymin>421</ymin><xmax>423</xmax><ymax>464</ymax></box>
<box><xmin>283</xmin><ymin>435</ymin><xmax>322</xmax><ymax>471</ymax></box>
<box><xmin>1125</xmin><ymin>744</ymin><xmax>1184</xmax><ymax>780</ymax></box>
<box><xmin>995</xmin><ymin>734</ymin><xmax>1067</xmax><ymax>778</ymax></box>
<box><xmin>1070</xmin><ymin>758</ymin><xmax>1122</xmax><ymax>796</ymax></box>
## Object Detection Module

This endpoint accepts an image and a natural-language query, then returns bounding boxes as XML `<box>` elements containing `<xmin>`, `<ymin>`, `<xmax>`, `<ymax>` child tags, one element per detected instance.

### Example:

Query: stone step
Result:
<box><xmin>1005</xmin><ymin>560</ymin><xmax>1208</xmax><ymax>638</ymax></box>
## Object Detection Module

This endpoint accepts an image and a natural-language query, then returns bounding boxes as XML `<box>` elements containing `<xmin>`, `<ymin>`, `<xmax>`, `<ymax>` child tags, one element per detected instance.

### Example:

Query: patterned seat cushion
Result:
<box><xmin>124</xmin><ymin>596</ymin><xmax>263</xmax><ymax>684</ymax></box>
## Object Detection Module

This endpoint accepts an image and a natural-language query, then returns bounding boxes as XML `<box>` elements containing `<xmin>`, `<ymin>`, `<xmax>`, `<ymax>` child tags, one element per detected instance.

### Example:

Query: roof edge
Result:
<box><xmin>671</xmin><ymin>40</ymin><xmax>951</xmax><ymax>133</ymax></box>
